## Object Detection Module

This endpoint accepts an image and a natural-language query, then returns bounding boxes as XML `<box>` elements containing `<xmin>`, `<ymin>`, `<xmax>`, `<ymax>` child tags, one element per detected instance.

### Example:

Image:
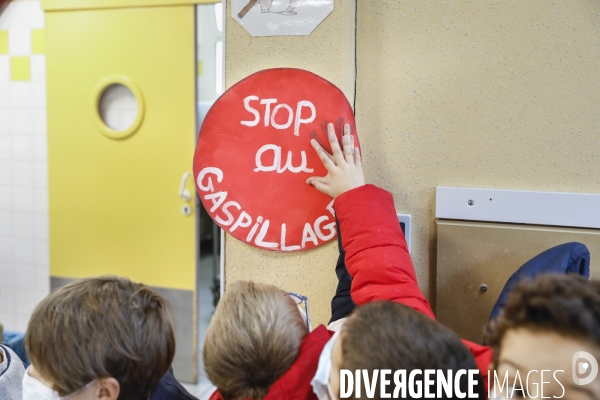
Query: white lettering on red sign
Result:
<box><xmin>197</xmin><ymin>167</ymin><xmax>335</xmax><ymax>250</ymax></box>
<box><xmin>254</xmin><ymin>144</ymin><xmax>313</xmax><ymax>174</ymax></box>
<box><xmin>241</xmin><ymin>95</ymin><xmax>316</xmax><ymax>136</ymax></box>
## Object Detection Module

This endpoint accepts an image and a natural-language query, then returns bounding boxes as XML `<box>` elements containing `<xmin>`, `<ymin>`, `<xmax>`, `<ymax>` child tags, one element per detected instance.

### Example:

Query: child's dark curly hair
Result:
<box><xmin>487</xmin><ymin>274</ymin><xmax>600</xmax><ymax>367</ymax></box>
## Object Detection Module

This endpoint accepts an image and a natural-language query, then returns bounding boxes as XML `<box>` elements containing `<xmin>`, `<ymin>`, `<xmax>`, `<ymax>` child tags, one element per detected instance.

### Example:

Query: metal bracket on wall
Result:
<box><xmin>436</xmin><ymin>187</ymin><xmax>600</xmax><ymax>229</ymax></box>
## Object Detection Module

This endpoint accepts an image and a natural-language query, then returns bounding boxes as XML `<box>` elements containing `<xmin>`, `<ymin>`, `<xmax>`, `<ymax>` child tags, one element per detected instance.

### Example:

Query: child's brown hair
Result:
<box><xmin>25</xmin><ymin>276</ymin><xmax>175</xmax><ymax>400</ymax></box>
<box><xmin>341</xmin><ymin>301</ymin><xmax>482</xmax><ymax>399</ymax></box>
<box><xmin>203</xmin><ymin>280</ymin><xmax>308</xmax><ymax>400</ymax></box>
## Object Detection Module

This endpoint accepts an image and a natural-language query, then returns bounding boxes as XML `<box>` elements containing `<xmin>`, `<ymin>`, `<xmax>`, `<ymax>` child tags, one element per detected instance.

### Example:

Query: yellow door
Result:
<box><xmin>45</xmin><ymin>4</ymin><xmax>197</xmax><ymax>380</ymax></box>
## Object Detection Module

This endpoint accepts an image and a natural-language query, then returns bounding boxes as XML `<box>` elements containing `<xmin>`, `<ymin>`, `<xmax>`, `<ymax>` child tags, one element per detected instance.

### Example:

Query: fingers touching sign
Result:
<box><xmin>306</xmin><ymin>123</ymin><xmax>365</xmax><ymax>199</ymax></box>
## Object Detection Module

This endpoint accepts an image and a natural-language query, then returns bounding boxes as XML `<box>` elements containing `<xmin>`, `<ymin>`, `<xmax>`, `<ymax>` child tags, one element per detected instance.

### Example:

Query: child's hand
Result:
<box><xmin>306</xmin><ymin>123</ymin><xmax>365</xmax><ymax>198</ymax></box>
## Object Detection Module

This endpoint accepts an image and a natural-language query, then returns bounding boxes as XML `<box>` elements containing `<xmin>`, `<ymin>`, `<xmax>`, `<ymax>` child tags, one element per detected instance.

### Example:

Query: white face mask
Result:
<box><xmin>311</xmin><ymin>331</ymin><xmax>341</xmax><ymax>400</ymax></box>
<box><xmin>22</xmin><ymin>368</ymin><xmax>60</xmax><ymax>400</ymax></box>
<box><xmin>22</xmin><ymin>367</ymin><xmax>95</xmax><ymax>400</ymax></box>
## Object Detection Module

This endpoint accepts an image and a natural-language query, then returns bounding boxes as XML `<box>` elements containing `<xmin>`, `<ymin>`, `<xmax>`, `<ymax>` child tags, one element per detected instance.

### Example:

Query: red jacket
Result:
<box><xmin>210</xmin><ymin>185</ymin><xmax>492</xmax><ymax>400</ymax></box>
<box><xmin>337</xmin><ymin>185</ymin><xmax>493</xmax><ymax>385</ymax></box>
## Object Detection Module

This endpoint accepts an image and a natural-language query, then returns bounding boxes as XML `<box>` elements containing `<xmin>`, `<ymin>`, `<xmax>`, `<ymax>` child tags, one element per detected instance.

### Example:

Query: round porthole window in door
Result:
<box><xmin>94</xmin><ymin>76</ymin><xmax>145</xmax><ymax>140</ymax></box>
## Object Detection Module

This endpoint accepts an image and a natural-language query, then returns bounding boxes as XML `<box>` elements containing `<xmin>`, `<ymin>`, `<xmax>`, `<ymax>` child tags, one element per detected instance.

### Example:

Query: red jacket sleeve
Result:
<box><xmin>209</xmin><ymin>391</ymin><xmax>223</xmax><ymax>400</ymax></box>
<box><xmin>334</xmin><ymin>184</ymin><xmax>435</xmax><ymax>319</ymax></box>
<box><xmin>462</xmin><ymin>339</ymin><xmax>493</xmax><ymax>392</ymax></box>
<box><xmin>335</xmin><ymin>184</ymin><xmax>494</xmax><ymax>389</ymax></box>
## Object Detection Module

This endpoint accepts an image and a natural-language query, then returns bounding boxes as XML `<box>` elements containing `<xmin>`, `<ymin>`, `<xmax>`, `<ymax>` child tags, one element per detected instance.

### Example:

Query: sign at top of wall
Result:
<box><xmin>193</xmin><ymin>68</ymin><xmax>359</xmax><ymax>252</ymax></box>
<box><xmin>232</xmin><ymin>0</ymin><xmax>334</xmax><ymax>36</ymax></box>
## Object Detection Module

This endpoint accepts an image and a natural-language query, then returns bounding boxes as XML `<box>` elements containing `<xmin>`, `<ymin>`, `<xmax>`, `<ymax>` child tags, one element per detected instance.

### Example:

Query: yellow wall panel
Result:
<box><xmin>42</xmin><ymin>0</ymin><xmax>218</xmax><ymax>11</ymax></box>
<box><xmin>31</xmin><ymin>29</ymin><xmax>45</xmax><ymax>54</ymax></box>
<box><xmin>0</xmin><ymin>31</ymin><xmax>8</xmax><ymax>54</ymax></box>
<box><xmin>47</xmin><ymin>6</ymin><xmax>196</xmax><ymax>290</ymax></box>
<box><xmin>10</xmin><ymin>56</ymin><xmax>30</xmax><ymax>81</ymax></box>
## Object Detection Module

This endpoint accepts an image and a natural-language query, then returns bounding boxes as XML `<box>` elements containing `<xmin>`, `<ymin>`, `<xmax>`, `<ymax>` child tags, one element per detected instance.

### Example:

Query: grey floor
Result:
<box><xmin>181</xmin><ymin>252</ymin><xmax>217</xmax><ymax>399</ymax></box>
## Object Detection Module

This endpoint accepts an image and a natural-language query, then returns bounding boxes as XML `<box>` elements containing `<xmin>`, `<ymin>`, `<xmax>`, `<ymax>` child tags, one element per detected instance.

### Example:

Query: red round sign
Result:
<box><xmin>193</xmin><ymin>68</ymin><xmax>359</xmax><ymax>252</ymax></box>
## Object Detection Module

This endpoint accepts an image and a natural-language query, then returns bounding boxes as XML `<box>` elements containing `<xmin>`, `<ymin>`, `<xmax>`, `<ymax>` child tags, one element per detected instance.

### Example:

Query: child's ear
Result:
<box><xmin>95</xmin><ymin>377</ymin><xmax>120</xmax><ymax>400</ymax></box>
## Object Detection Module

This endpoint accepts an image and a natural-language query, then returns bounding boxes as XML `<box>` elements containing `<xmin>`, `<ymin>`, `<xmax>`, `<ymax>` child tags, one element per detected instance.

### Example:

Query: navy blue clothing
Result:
<box><xmin>485</xmin><ymin>242</ymin><xmax>590</xmax><ymax>342</ymax></box>
<box><xmin>2</xmin><ymin>331</ymin><xmax>29</xmax><ymax>367</ymax></box>
<box><xmin>151</xmin><ymin>368</ymin><xmax>198</xmax><ymax>400</ymax></box>
<box><xmin>329</xmin><ymin>218</ymin><xmax>356</xmax><ymax>324</ymax></box>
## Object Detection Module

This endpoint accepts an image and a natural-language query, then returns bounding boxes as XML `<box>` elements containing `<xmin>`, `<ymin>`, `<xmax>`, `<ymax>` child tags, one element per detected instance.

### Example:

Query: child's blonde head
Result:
<box><xmin>203</xmin><ymin>280</ymin><xmax>308</xmax><ymax>400</ymax></box>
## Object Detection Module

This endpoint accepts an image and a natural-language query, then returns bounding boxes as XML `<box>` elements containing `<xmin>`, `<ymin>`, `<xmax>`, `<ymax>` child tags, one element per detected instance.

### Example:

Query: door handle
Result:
<box><xmin>179</xmin><ymin>172</ymin><xmax>192</xmax><ymax>201</ymax></box>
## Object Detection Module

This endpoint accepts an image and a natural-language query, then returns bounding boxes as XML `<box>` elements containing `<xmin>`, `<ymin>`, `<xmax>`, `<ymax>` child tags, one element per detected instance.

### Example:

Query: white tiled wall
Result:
<box><xmin>0</xmin><ymin>0</ymin><xmax>49</xmax><ymax>332</ymax></box>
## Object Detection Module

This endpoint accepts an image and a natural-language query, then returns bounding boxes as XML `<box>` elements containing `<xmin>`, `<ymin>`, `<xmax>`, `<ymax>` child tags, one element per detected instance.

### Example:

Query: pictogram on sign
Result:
<box><xmin>232</xmin><ymin>0</ymin><xmax>334</xmax><ymax>37</ymax></box>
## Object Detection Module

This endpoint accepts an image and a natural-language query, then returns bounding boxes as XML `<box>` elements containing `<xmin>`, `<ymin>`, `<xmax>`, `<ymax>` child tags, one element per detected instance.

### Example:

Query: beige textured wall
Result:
<box><xmin>224</xmin><ymin>0</ymin><xmax>600</xmax><ymax>323</ymax></box>
<box><xmin>356</xmin><ymin>0</ymin><xmax>600</xmax><ymax>304</ymax></box>
<box><xmin>224</xmin><ymin>0</ymin><xmax>356</xmax><ymax>326</ymax></box>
